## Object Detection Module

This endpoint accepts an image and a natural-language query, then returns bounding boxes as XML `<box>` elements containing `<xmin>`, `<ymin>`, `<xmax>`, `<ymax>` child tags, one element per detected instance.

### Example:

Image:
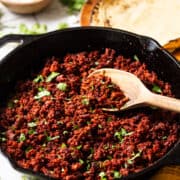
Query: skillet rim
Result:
<box><xmin>0</xmin><ymin>26</ymin><xmax>179</xmax><ymax>179</ymax></box>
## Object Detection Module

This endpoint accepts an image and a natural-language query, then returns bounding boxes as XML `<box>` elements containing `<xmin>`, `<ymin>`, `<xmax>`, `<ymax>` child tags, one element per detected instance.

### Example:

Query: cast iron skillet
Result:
<box><xmin>0</xmin><ymin>27</ymin><xmax>179</xmax><ymax>179</ymax></box>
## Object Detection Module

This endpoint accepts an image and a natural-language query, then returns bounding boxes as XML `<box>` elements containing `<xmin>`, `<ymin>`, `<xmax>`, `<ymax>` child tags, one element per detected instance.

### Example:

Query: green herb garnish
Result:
<box><xmin>57</xmin><ymin>82</ymin><xmax>68</xmax><ymax>91</ymax></box>
<box><xmin>152</xmin><ymin>84</ymin><xmax>162</xmax><ymax>93</ymax></box>
<box><xmin>58</xmin><ymin>23</ymin><xmax>69</xmax><ymax>30</ymax></box>
<box><xmin>61</xmin><ymin>143</ymin><xmax>67</xmax><ymax>148</ymax></box>
<box><xmin>25</xmin><ymin>146</ymin><xmax>32</xmax><ymax>153</ymax></box>
<box><xmin>63</xmin><ymin>130</ymin><xmax>68</xmax><ymax>135</ymax></box>
<box><xmin>0</xmin><ymin>136</ymin><xmax>6</xmax><ymax>142</ymax></box>
<box><xmin>18</xmin><ymin>133</ymin><xmax>26</xmax><ymax>142</ymax></box>
<box><xmin>133</xmin><ymin>54</ymin><xmax>139</xmax><ymax>61</ymax></box>
<box><xmin>107</xmin><ymin>84</ymin><xmax>114</xmax><ymax>88</ymax></box>
<box><xmin>79</xmin><ymin>159</ymin><xmax>84</xmax><ymax>164</ymax></box>
<box><xmin>114</xmin><ymin>128</ymin><xmax>133</xmax><ymax>143</ymax></box>
<box><xmin>46</xmin><ymin>72</ymin><xmax>60</xmax><ymax>82</ymax></box>
<box><xmin>19</xmin><ymin>23</ymin><xmax>47</xmax><ymax>35</ymax></box>
<box><xmin>81</xmin><ymin>97</ymin><xmax>89</xmax><ymax>105</ymax></box>
<box><xmin>46</xmin><ymin>135</ymin><xmax>60</xmax><ymax>141</ymax></box>
<box><xmin>28</xmin><ymin>129</ymin><xmax>37</xmax><ymax>135</ymax></box>
<box><xmin>33</xmin><ymin>75</ymin><xmax>44</xmax><ymax>83</ymax></box>
<box><xmin>76</xmin><ymin>144</ymin><xmax>82</xmax><ymax>150</ymax></box>
<box><xmin>99</xmin><ymin>171</ymin><xmax>107</xmax><ymax>180</ymax></box>
<box><xmin>162</xmin><ymin>136</ymin><xmax>167</xmax><ymax>140</ymax></box>
<box><xmin>113</xmin><ymin>171</ymin><xmax>122</xmax><ymax>179</ymax></box>
<box><xmin>34</xmin><ymin>87</ymin><xmax>51</xmax><ymax>99</ymax></box>
<box><xmin>127</xmin><ymin>151</ymin><xmax>142</xmax><ymax>164</ymax></box>
<box><xmin>28</xmin><ymin>122</ymin><xmax>37</xmax><ymax>128</ymax></box>
<box><xmin>59</xmin><ymin>0</ymin><xmax>85</xmax><ymax>13</ymax></box>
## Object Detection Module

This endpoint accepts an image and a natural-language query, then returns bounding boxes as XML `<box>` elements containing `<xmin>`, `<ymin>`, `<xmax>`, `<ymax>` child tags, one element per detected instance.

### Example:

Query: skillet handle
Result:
<box><xmin>0</xmin><ymin>34</ymin><xmax>42</xmax><ymax>61</ymax></box>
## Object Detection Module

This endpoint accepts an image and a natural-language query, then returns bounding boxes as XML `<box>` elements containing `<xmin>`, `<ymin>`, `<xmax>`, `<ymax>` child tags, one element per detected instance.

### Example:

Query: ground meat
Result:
<box><xmin>0</xmin><ymin>48</ymin><xmax>179</xmax><ymax>180</ymax></box>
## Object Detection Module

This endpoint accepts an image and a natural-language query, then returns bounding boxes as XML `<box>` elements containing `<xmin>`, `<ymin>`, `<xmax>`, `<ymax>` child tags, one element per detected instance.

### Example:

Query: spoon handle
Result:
<box><xmin>147</xmin><ymin>93</ymin><xmax>180</xmax><ymax>112</ymax></box>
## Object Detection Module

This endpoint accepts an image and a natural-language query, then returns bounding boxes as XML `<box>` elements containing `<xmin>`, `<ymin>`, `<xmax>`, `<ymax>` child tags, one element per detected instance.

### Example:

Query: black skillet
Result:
<box><xmin>0</xmin><ymin>27</ymin><xmax>179</xmax><ymax>179</ymax></box>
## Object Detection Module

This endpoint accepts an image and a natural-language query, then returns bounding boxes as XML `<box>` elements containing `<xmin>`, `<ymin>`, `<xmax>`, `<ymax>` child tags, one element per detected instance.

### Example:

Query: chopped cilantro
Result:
<box><xmin>57</xmin><ymin>82</ymin><xmax>68</xmax><ymax>91</ymax></box>
<box><xmin>46</xmin><ymin>135</ymin><xmax>60</xmax><ymax>141</ymax></box>
<box><xmin>107</xmin><ymin>84</ymin><xmax>114</xmax><ymax>88</ymax></box>
<box><xmin>152</xmin><ymin>84</ymin><xmax>162</xmax><ymax>94</ymax></box>
<box><xmin>25</xmin><ymin>146</ymin><xmax>32</xmax><ymax>153</ymax></box>
<box><xmin>63</xmin><ymin>130</ymin><xmax>68</xmax><ymax>135</ymax></box>
<box><xmin>99</xmin><ymin>171</ymin><xmax>107</xmax><ymax>180</ymax></box>
<box><xmin>28</xmin><ymin>129</ymin><xmax>36</xmax><ymax>135</ymax></box>
<box><xmin>58</xmin><ymin>23</ymin><xmax>69</xmax><ymax>30</ymax></box>
<box><xmin>114</xmin><ymin>128</ymin><xmax>133</xmax><ymax>143</ymax></box>
<box><xmin>0</xmin><ymin>136</ymin><xmax>6</xmax><ymax>142</ymax></box>
<box><xmin>86</xmin><ymin>163</ymin><xmax>91</xmax><ymax>170</ymax></box>
<box><xmin>76</xmin><ymin>144</ymin><xmax>82</xmax><ymax>150</ymax></box>
<box><xmin>79</xmin><ymin>159</ymin><xmax>84</xmax><ymax>164</ymax></box>
<box><xmin>34</xmin><ymin>87</ymin><xmax>51</xmax><ymax>99</ymax></box>
<box><xmin>81</xmin><ymin>97</ymin><xmax>89</xmax><ymax>105</ymax></box>
<box><xmin>18</xmin><ymin>133</ymin><xmax>26</xmax><ymax>142</ymax></box>
<box><xmin>59</xmin><ymin>0</ymin><xmax>85</xmax><ymax>12</ymax></box>
<box><xmin>27</xmin><ymin>122</ymin><xmax>37</xmax><ymax>128</ymax></box>
<box><xmin>46</xmin><ymin>72</ymin><xmax>60</xmax><ymax>82</ymax></box>
<box><xmin>113</xmin><ymin>171</ymin><xmax>122</xmax><ymax>179</ymax></box>
<box><xmin>127</xmin><ymin>151</ymin><xmax>142</xmax><ymax>164</ymax></box>
<box><xmin>61</xmin><ymin>143</ymin><xmax>67</xmax><ymax>148</ymax></box>
<box><xmin>19</xmin><ymin>23</ymin><xmax>47</xmax><ymax>35</ymax></box>
<box><xmin>162</xmin><ymin>136</ymin><xmax>167</xmax><ymax>140</ymax></box>
<box><xmin>98</xmin><ymin>124</ymin><xmax>102</xmax><ymax>129</ymax></box>
<box><xmin>33</xmin><ymin>75</ymin><xmax>44</xmax><ymax>83</ymax></box>
<box><xmin>133</xmin><ymin>54</ymin><xmax>139</xmax><ymax>61</ymax></box>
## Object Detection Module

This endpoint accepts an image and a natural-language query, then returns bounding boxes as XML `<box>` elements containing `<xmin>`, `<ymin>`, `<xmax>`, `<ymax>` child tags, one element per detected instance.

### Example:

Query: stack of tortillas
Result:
<box><xmin>81</xmin><ymin>0</ymin><xmax>180</xmax><ymax>61</ymax></box>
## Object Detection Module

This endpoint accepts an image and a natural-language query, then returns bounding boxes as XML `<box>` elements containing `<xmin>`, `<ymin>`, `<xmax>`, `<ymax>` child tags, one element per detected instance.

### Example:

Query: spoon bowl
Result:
<box><xmin>90</xmin><ymin>68</ymin><xmax>180</xmax><ymax>112</ymax></box>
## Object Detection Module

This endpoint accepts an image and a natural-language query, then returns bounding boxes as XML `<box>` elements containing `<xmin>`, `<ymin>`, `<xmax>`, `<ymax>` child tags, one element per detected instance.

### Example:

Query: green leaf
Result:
<box><xmin>25</xmin><ymin>146</ymin><xmax>32</xmax><ymax>153</ymax></box>
<box><xmin>28</xmin><ymin>129</ymin><xmax>37</xmax><ymax>135</ymax></box>
<box><xmin>18</xmin><ymin>133</ymin><xmax>26</xmax><ymax>142</ymax></box>
<box><xmin>98</xmin><ymin>124</ymin><xmax>102</xmax><ymax>129</ymax></box>
<box><xmin>59</xmin><ymin>0</ymin><xmax>85</xmax><ymax>12</ymax></box>
<box><xmin>34</xmin><ymin>88</ymin><xmax>51</xmax><ymax>99</ymax></box>
<box><xmin>113</xmin><ymin>171</ymin><xmax>122</xmax><ymax>179</ymax></box>
<box><xmin>61</xmin><ymin>143</ymin><xmax>67</xmax><ymax>148</ymax></box>
<box><xmin>162</xmin><ymin>136</ymin><xmax>167</xmax><ymax>140</ymax></box>
<box><xmin>33</xmin><ymin>75</ymin><xmax>44</xmax><ymax>83</ymax></box>
<box><xmin>81</xmin><ymin>97</ymin><xmax>89</xmax><ymax>105</ymax></box>
<box><xmin>46</xmin><ymin>72</ymin><xmax>60</xmax><ymax>82</ymax></box>
<box><xmin>57</xmin><ymin>82</ymin><xmax>68</xmax><ymax>91</ymax></box>
<box><xmin>76</xmin><ymin>144</ymin><xmax>82</xmax><ymax>150</ymax></box>
<box><xmin>133</xmin><ymin>54</ymin><xmax>140</xmax><ymax>61</ymax></box>
<box><xmin>114</xmin><ymin>128</ymin><xmax>133</xmax><ymax>143</ymax></box>
<box><xmin>79</xmin><ymin>159</ymin><xmax>84</xmax><ymax>164</ymax></box>
<box><xmin>32</xmin><ymin>23</ymin><xmax>47</xmax><ymax>34</ymax></box>
<box><xmin>63</xmin><ymin>130</ymin><xmax>68</xmax><ymax>135</ymax></box>
<box><xmin>27</xmin><ymin>122</ymin><xmax>37</xmax><ymax>128</ymax></box>
<box><xmin>99</xmin><ymin>171</ymin><xmax>107</xmax><ymax>180</ymax></box>
<box><xmin>152</xmin><ymin>84</ymin><xmax>162</xmax><ymax>93</ymax></box>
<box><xmin>0</xmin><ymin>137</ymin><xmax>6</xmax><ymax>142</ymax></box>
<box><xmin>46</xmin><ymin>135</ymin><xmax>60</xmax><ymax>141</ymax></box>
<box><xmin>127</xmin><ymin>151</ymin><xmax>142</xmax><ymax>164</ymax></box>
<box><xmin>19</xmin><ymin>23</ymin><xmax>47</xmax><ymax>35</ymax></box>
<box><xmin>58</xmin><ymin>23</ymin><xmax>69</xmax><ymax>30</ymax></box>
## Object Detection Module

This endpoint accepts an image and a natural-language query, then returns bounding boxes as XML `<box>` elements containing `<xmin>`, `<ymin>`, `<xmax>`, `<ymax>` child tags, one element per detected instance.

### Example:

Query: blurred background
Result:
<box><xmin>0</xmin><ymin>0</ymin><xmax>83</xmax><ymax>37</ymax></box>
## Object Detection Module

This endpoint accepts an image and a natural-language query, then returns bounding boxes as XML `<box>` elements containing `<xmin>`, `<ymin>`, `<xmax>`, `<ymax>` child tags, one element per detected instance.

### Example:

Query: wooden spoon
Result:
<box><xmin>89</xmin><ymin>68</ymin><xmax>180</xmax><ymax>112</ymax></box>
<box><xmin>0</xmin><ymin>0</ymin><xmax>52</xmax><ymax>14</ymax></box>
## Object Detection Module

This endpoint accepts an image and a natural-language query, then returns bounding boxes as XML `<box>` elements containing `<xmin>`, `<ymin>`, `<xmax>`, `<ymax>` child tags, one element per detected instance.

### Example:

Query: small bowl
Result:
<box><xmin>0</xmin><ymin>0</ymin><xmax>52</xmax><ymax>14</ymax></box>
